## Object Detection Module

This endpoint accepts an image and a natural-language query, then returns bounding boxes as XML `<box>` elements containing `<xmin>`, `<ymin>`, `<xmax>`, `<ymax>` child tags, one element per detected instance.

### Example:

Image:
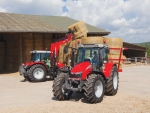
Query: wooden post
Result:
<box><xmin>135</xmin><ymin>57</ymin><xmax>137</xmax><ymax>63</ymax></box>
<box><xmin>145</xmin><ymin>52</ymin><xmax>147</xmax><ymax>65</ymax></box>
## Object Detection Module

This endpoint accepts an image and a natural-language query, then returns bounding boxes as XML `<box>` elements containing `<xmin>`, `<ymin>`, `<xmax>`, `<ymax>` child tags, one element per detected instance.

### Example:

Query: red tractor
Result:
<box><xmin>52</xmin><ymin>43</ymin><xmax>127</xmax><ymax>103</ymax></box>
<box><xmin>19</xmin><ymin>32</ymin><xmax>74</xmax><ymax>82</ymax></box>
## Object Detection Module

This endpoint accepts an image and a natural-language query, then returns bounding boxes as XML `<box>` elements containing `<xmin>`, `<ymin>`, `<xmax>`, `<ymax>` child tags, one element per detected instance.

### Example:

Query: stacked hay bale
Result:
<box><xmin>22</xmin><ymin>34</ymin><xmax>33</xmax><ymax>63</ymax></box>
<box><xmin>81</xmin><ymin>36</ymin><xmax>126</xmax><ymax>69</ymax></box>
<box><xmin>104</xmin><ymin>37</ymin><xmax>126</xmax><ymax>69</ymax></box>
<box><xmin>58</xmin><ymin>21</ymin><xmax>126</xmax><ymax>69</ymax></box>
<box><xmin>58</xmin><ymin>21</ymin><xmax>88</xmax><ymax>66</ymax></box>
<box><xmin>81</xmin><ymin>36</ymin><xmax>104</xmax><ymax>44</ymax></box>
<box><xmin>68</xmin><ymin>21</ymin><xmax>88</xmax><ymax>39</ymax></box>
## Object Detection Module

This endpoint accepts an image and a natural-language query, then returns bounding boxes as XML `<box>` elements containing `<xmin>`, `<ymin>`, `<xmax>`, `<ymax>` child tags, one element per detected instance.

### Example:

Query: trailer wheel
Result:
<box><xmin>53</xmin><ymin>73</ymin><xmax>72</xmax><ymax>100</ymax></box>
<box><xmin>84</xmin><ymin>74</ymin><xmax>105</xmax><ymax>103</ymax></box>
<box><xmin>28</xmin><ymin>64</ymin><xmax>46</xmax><ymax>82</ymax></box>
<box><xmin>105</xmin><ymin>66</ymin><xmax>119</xmax><ymax>96</ymax></box>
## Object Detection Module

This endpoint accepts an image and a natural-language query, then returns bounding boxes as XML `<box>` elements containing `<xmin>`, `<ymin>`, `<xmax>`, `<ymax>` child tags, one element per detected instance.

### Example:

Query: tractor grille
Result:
<box><xmin>70</xmin><ymin>74</ymin><xmax>81</xmax><ymax>78</ymax></box>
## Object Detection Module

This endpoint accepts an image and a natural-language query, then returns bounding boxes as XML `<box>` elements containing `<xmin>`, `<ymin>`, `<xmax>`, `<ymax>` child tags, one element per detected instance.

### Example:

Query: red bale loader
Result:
<box><xmin>53</xmin><ymin>43</ymin><xmax>127</xmax><ymax>103</ymax></box>
<box><xmin>19</xmin><ymin>32</ymin><xmax>74</xmax><ymax>82</ymax></box>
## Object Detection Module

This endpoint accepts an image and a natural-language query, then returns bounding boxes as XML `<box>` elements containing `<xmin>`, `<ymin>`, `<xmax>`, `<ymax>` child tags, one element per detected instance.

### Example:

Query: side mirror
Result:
<box><xmin>105</xmin><ymin>47</ymin><xmax>110</xmax><ymax>54</ymax></box>
<box><xmin>103</xmin><ymin>61</ymin><xmax>107</xmax><ymax>64</ymax></box>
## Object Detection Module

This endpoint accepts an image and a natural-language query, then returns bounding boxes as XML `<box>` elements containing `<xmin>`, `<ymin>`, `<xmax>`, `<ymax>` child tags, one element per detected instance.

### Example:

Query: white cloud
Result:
<box><xmin>62</xmin><ymin>0</ymin><xmax>150</xmax><ymax>43</ymax></box>
<box><xmin>0</xmin><ymin>7</ymin><xmax>6</xmax><ymax>12</ymax></box>
<box><xmin>15</xmin><ymin>0</ymin><xmax>33</xmax><ymax>4</ymax></box>
<box><xmin>111</xmin><ymin>18</ymin><xmax>129</xmax><ymax>27</ymax></box>
<box><xmin>0</xmin><ymin>0</ymin><xmax>65</xmax><ymax>15</ymax></box>
<box><xmin>0</xmin><ymin>0</ymin><xmax>150</xmax><ymax>43</ymax></box>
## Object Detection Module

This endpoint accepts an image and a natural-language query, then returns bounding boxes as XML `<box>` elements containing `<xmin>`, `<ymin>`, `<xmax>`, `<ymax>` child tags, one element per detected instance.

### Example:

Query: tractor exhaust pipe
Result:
<box><xmin>71</xmin><ymin>48</ymin><xmax>75</xmax><ymax>67</ymax></box>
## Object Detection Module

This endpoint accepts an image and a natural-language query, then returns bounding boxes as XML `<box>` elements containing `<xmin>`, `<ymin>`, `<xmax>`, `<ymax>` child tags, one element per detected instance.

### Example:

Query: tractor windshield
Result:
<box><xmin>31</xmin><ymin>53</ymin><xmax>50</xmax><ymax>62</ymax></box>
<box><xmin>77</xmin><ymin>47</ymin><xmax>99</xmax><ymax>64</ymax></box>
<box><xmin>77</xmin><ymin>47</ymin><xmax>108</xmax><ymax>71</ymax></box>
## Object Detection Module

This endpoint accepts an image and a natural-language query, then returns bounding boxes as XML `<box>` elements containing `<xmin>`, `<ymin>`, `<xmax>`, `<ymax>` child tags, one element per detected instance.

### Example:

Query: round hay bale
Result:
<box><xmin>68</xmin><ymin>21</ymin><xmax>88</xmax><ymax>38</ymax></box>
<box><xmin>81</xmin><ymin>36</ymin><xmax>104</xmax><ymax>44</ymax></box>
<box><xmin>104</xmin><ymin>37</ymin><xmax>123</xmax><ymax>54</ymax></box>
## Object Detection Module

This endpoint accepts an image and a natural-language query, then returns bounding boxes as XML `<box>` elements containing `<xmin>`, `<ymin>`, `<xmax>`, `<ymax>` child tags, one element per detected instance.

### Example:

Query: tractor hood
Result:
<box><xmin>71</xmin><ymin>62</ymin><xmax>92</xmax><ymax>80</ymax></box>
<box><xmin>24</xmin><ymin>61</ymin><xmax>45</xmax><ymax>68</ymax></box>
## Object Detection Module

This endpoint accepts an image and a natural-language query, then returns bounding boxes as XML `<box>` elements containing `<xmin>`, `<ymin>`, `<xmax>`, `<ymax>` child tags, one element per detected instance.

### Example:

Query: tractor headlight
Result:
<box><xmin>70</xmin><ymin>72</ymin><xmax>82</xmax><ymax>78</ymax></box>
<box><xmin>75</xmin><ymin>72</ymin><xmax>82</xmax><ymax>75</ymax></box>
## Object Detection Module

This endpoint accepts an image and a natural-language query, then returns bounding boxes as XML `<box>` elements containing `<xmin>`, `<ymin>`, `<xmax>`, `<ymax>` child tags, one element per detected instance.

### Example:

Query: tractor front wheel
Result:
<box><xmin>28</xmin><ymin>64</ymin><xmax>47</xmax><ymax>82</ymax></box>
<box><xmin>105</xmin><ymin>66</ymin><xmax>119</xmax><ymax>96</ymax></box>
<box><xmin>53</xmin><ymin>73</ymin><xmax>72</xmax><ymax>100</ymax></box>
<box><xmin>84</xmin><ymin>74</ymin><xmax>105</xmax><ymax>103</ymax></box>
<box><xmin>23</xmin><ymin>69</ymin><xmax>31</xmax><ymax>81</ymax></box>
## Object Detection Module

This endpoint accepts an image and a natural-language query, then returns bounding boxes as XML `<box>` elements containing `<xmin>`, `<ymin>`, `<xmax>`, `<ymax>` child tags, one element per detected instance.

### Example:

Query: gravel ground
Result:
<box><xmin>0</xmin><ymin>65</ymin><xmax>150</xmax><ymax>113</ymax></box>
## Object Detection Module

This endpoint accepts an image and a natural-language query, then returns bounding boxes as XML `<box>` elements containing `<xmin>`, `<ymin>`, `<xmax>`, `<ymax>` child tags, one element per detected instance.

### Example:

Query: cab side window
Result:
<box><xmin>100</xmin><ymin>48</ymin><xmax>108</xmax><ymax>62</ymax></box>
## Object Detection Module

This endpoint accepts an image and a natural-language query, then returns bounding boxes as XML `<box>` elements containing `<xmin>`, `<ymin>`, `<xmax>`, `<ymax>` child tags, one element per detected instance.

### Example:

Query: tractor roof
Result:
<box><xmin>78</xmin><ymin>44</ymin><xmax>107</xmax><ymax>48</ymax></box>
<box><xmin>30</xmin><ymin>50</ymin><xmax>50</xmax><ymax>53</ymax></box>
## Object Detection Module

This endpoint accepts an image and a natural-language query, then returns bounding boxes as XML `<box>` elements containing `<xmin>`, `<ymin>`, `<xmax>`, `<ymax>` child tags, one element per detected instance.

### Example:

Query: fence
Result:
<box><xmin>125</xmin><ymin>57</ymin><xmax>148</xmax><ymax>65</ymax></box>
<box><xmin>147</xmin><ymin>57</ymin><xmax>150</xmax><ymax>64</ymax></box>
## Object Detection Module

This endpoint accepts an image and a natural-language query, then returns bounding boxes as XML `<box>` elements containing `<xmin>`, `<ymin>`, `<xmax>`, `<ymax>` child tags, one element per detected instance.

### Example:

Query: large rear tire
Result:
<box><xmin>28</xmin><ymin>64</ymin><xmax>47</xmax><ymax>82</ymax></box>
<box><xmin>84</xmin><ymin>74</ymin><xmax>105</xmax><ymax>103</ymax></box>
<box><xmin>53</xmin><ymin>73</ymin><xmax>72</xmax><ymax>100</ymax></box>
<box><xmin>105</xmin><ymin>66</ymin><xmax>119</xmax><ymax>96</ymax></box>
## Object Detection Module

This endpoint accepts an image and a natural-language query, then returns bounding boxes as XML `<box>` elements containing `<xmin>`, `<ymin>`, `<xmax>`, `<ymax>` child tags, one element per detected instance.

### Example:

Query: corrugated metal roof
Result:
<box><xmin>0</xmin><ymin>12</ymin><xmax>110</xmax><ymax>35</ymax></box>
<box><xmin>123</xmin><ymin>42</ymin><xmax>146</xmax><ymax>51</ymax></box>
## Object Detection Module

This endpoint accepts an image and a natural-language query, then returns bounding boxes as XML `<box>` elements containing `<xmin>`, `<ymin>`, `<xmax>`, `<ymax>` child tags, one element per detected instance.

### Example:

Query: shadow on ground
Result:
<box><xmin>51</xmin><ymin>92</ymin><xmax>89</xmax><ymax>103</ymax></box>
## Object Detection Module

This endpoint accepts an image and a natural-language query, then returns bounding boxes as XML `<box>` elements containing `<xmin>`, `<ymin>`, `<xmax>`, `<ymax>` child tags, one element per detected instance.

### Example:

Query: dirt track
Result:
<box><xmin>0</xmin><ymin>65</ymin><xmax>150</xmax><ymax>113</ymax></box>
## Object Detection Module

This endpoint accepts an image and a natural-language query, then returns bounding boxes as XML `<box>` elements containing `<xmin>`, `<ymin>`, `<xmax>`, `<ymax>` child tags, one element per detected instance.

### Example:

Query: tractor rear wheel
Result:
<box><xmin>84</xmin><ymin>74</ymin><xmax>105</xmax><ymax>103</ymax></box>
<box><xmin>28</xmin><ymin>64</ymin><xmax>46</xmax><ymax>82</ymax></box>
<box><xmin>105</xmin><ymin>66</ymin><xmax>119</xmax><ymax>96</ymax></box>
<box><xmin>53</xmin><ymin>73</ymin><xmax>72</xmax><ymax>100</ymax></box>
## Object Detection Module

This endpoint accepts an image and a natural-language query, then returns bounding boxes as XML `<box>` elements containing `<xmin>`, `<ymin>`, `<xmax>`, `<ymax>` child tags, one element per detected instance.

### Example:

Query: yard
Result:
<box><xmin>0</xmin><ymin>65</ymin><xmax>150</xmax><ymax>113</ymax></box>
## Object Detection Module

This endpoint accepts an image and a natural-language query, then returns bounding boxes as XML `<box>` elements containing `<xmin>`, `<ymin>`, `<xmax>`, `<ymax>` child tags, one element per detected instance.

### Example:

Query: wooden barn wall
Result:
<box><xmin>0</xmin><ymin>33</ymin><xmax>20</xmax><ymax>72</ymax></box>
<box><xmin>0</xmin><ymin>33</ymin><xmax>61</xmax><ymax>73</ymax></box>
<box><xmin>0</xmin><ymin>41</ymin><xmax>6</xmax><ymax>71</ymax></box>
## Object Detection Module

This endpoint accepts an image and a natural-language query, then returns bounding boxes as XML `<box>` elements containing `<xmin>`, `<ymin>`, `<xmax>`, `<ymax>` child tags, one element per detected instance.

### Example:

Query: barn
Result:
<box><xmin>0</xmin><ymin>12</ymin><xmax>110</xmax><ymax>73</ymax></box>
<box><xmin>0</xmin><ymin>12</ymin><xmax>147</xmax><ymax>73</ymax></box>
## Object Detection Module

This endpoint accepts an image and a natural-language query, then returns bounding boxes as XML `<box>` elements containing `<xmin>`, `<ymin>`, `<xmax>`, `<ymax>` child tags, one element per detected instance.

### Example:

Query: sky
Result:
<box><xmin>0</xmin><ymin>0</ymin><xmax>150</xmax><ymax>43</ymax></box>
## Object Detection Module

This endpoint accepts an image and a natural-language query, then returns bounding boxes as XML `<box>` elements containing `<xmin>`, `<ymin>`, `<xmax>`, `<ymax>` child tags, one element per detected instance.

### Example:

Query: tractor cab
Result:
<box><xmin>30</xmin><ymin>50</ymin><xmax>51</xmax><ymax>67</ymax></box>
<box><xmin>76</xmin><ymin>44</ymin><xmax>109</xmax><ymax>71</ymax></box>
